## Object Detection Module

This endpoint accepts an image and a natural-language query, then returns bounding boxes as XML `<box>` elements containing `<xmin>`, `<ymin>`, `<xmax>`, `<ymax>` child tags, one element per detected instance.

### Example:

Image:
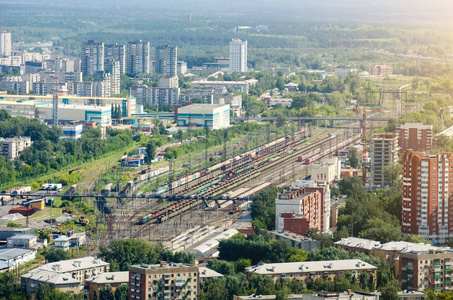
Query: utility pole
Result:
<box><xmin>51</xmin><ymin>76</ymin><xmax>59</xmax><ymax>126</ymax></box>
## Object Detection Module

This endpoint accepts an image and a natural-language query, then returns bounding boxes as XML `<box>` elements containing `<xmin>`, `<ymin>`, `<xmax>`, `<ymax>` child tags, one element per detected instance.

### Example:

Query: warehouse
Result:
<box><xmin>176</xmin><ymin>103</ymin><xmax>230</xmax><ymax>129</ymax></box>
<box><xmin>36</xmin><ymin>103</ymin><xmax>112</xmax><ymax>127</ymax></box>
<box><xmin>0</xmin><ymin>95</ymin><xmax>135</xmax><ymax>117</ymax></box>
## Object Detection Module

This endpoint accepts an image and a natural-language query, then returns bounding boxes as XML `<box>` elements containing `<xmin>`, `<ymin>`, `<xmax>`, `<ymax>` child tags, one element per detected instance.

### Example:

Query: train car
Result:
<box><xmin>102</xmin><ymin>183</ymin><xmax>113</xmax><ymax>196</ymax></box>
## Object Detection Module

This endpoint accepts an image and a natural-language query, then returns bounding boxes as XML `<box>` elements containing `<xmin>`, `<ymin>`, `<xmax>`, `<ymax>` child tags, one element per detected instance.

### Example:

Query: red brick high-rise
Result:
<box><xmin>396</xmin><ymin>123</ymin><xmax>433</xmax><ymax>153</ymax></box>
<box><xmin>402</xmin><ymin>150</ymin><xmax>453</xmax><ymax>244</ymax></box>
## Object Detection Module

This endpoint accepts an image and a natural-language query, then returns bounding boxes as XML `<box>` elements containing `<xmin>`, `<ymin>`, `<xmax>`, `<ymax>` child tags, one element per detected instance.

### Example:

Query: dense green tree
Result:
<box><xmin>146</xmin><ymin>142</ymin><xmax>157</xmax><ymax>165</ymax></box>
<box><xmin>44</xmin><ymin>249</ymin><xmax>71</xmax><ymax>263</ymax></box>
<box><xmin>380</xmin><ymin>280</ymin><xmax>400</xmax><ymax>300</ymax></box>
<box><xmin>347</xmin><ymin>148</ymin><xmax>360</xmax><ymax>168</ymax></box>
<box><xmin>98</xmin><ymin>239</ymin><xmax>194</xmax><ymax>271</ymax></box>
<box><xmin>383</xmin><ymin>163</ymin><xmax>402</xmax><ymax>187</ymax></box>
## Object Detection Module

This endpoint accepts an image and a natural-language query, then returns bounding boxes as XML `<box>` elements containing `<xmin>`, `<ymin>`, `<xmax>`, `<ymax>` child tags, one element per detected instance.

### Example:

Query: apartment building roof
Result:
<box><xmin>38</xmin><ymin>256</ymin><xmax>109</xmax><ymax>273</ymax></box>
<box><xmin>334</xmin><ymin>237</ymin><xmax>381</xmax><ymax>251</ymax></box>
<box><xmin>375</xmin><ymin>241</ymin><xmax>439</xmax><ymax>253</ymax></box>
<box><xmin>85</xmin><ymin>271</ymin><xmax>129</xmax><ymax>284</ymax></box>
<box><xmin>21</xmin><ymin>269</ymin><xmax>80</xmax><ymax>285</ymax></box>
<box><xmin>199</xmin><ymin>267</ymin><xmax>223</xmax><ymax>279</ymax></box>
<box><xmin>270</xmin><ymin>231</ymin><xmax>317</xmax><ymax>243</ymax></box>
<box><xmin>246</xmin><ymin>260</ymin><xmax>377</xmax><ymax>276</ymax></box>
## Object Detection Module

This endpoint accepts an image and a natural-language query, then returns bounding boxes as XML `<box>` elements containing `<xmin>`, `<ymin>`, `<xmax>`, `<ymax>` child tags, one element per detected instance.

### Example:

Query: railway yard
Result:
<box><xmin>85</xmin><ymin>125</ymin><xmax>363</xmax><ymax>253</ymax></box>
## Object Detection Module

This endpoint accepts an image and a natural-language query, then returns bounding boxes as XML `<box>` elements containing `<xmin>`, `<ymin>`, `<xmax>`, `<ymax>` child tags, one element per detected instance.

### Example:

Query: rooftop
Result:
<box><xmin>38</xmin><ymin>256</ymin><xmax>109</xmax><ymax>273</ymax></box>
<box><xmin>276</xmin><ymin>188</ymin><xmax>318</xmax><ymax>201</ymax></box>
<box><xmin>36</xmin><ymin>103</ymin><xmax>110</xmax><ymax>111</ymax></box>
<box><xmin>396</xmin><ymin>123</ymin><xmax>433</xmax><ymax>130</ymax></box>
<box><xmin>132</xmin><ymin>261</ymin><xmax>195</xmax><ymax>270</ymax></box>
<box><xmin>53</xmin><ymin>236</ymin><xmax>71</xmax><ymax>242</ymax></box>
<box><xmin>199</xmin><ymin>267</ymin><xmax>223</xmax><ymax>279</ymax></box>
<box><xmin>8</xmin><ymin>234</ymin><xmax>36</xmax><ymax>240</ymax></box>
<box><xmin>0</xmin><ymin>248</ymin><xmax>34</xmax><ymax>260</ymax></box>
<box><xmin>270</xmin><ymin>231</ymin><xmax>316</xmax><ymax>243</ymax></box>
<box><xmin>334</xmin><ymin>237</ymin><xmax>381</xmax><ymax>251</ymax></box>
<box><xmin>376</xmin><ymin>241</ymin><xmax>439</xmax><ymax>253</ymax></box>
<box><xmin>85</xmin><ymin>271</ymin><xmax>129</xmax><ymax>284</ymax></box>
<box><xmin>246</xmin><ymin>260</ymin><xmax>377</xmax><ymax>275</ymax></box>
<box><xmin>21</xmin><ymin>269</ymin><xmax>81</xmax><ymax>285</ymax></box>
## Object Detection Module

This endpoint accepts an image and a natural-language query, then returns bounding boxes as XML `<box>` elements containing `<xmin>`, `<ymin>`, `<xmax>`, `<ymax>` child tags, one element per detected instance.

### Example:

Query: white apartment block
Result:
<box><xmin>0</xmin><ymin>136</ymin><xmax>32</xmax><ymax>159</ymax></box>
<box><xmin>229</xmin><ymin>39</ymin><xmax>247</xmax><ymax>72</ymax></box>
<box><xmin>0</xmin><ymin>31</ymin><xmax>11</xmax><ymax>56</ymax></box>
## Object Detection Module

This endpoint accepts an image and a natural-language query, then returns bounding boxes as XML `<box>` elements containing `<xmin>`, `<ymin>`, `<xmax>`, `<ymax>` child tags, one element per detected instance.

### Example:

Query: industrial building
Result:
<box><xmin>129</xmin><ymin>261</ymin><xmax>199</xmax><ymax>300</ymax></box>
<box><xmin>36</xmin><ymin>103</ymin><xmax>112</xmax><ymax>127</ymax></box>
<box><xmin>190</xmin><ymin>79</ymin><xmax>257</xmax><ymax>94</ymax></box>
<box><xmin>176</xmin><ymin>104</ymin><xmax>230</xmax><ymax>129</ymax></box>
<box><xmin>370</xmin><ymin>132</ymin><xmax>399</xmax><ymax>187</ymax></box>
<box><xmin>402</xmin><ymin>150</ymin><xmax>453</xmax><ymax>244</ymax></box>
<box><xmin>0</xmin><ymin>94</ymin><xmax>135</xmax><ymax>117</ymax></box>
<box><xmin>246</xmin><ymin>260</ymin><xmax>377</xmax><ymax>283</ymax></box>
<box><xmin>61</xmin><ymin>124</ymin><xmax>83</xmax><ymax>140</ymax></box>
<box><xmin>0</xmin><ymin>136</ymin><xmax>32</xmax><ymax>159</ymax></box>
<box><xmin>0</xmin><ymin>248</ymin><xmax>36</xmax><ymax>271</ymax></box>
<box><xmin>395</xmin><ymin>123</ymin><xmax>433</xmax><ymax>153</ymax></box>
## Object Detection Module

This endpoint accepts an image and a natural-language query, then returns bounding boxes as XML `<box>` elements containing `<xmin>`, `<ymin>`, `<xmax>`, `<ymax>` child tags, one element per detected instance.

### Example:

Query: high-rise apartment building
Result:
<box><xmin>402</xmin><ymin>150</ymin><xmax>453</xmax><ymax>244</ymax></box>
<box><xmin>129</xmin><ymin>262</ymin><xmax>199</xmax><ymax>300</ymax></box>
<box><xmin>155</xmin><ymin>45</ymin><xmax>177</xmax><ymax>76</ymax></box>
<box><xmin>229</xmin><ymin>39</ymin><xmax>247</xmax><ymax>72</ymax></box>
<box><xmin>396</xmin><ymin>123</ymin><xmax>433</xmax><ymax>153</ymax></box>
<box><xmin>104</xmin><ymin>43</ymin><xmax>126</xmax><ymax>75</ymax></box>
<box><xmin>0</xmin><ymin>31</ymin><xmax>12</xmax><ymax>56</ymax></box>
<box><xmin>370</xmin><ymin>132</ymin><xmax>399</xmax><ymax>187</ymax></box>
<box><xmin>81</xmin><ymin>40</ymin><xmax>104</xmax><ymax>77</ymax></box>
<box><xmin>275</xmin><ymin>187</ymin><xmax>321</xmax><ymax>236</ymax></box>
<box><xmin>104</xmin><ymin>59</ymin><xmax>121</xmax><ymax>96</ymax></box>
<box><xmin>291</xmin><ymin>180</ymin><xmax>331</xmax><ymax>233</ymax></box>
<box><xmin>126</xmin><ymin>40</ymin><xmax>150</xmax><ymax>75</ymax></box>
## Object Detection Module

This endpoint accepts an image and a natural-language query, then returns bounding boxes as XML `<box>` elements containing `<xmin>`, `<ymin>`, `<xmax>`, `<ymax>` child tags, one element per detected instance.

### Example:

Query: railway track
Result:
<box><xmin>92</xmin><ymin>126</ymin><xmax>363</xmax><ymax>249</ymax></box>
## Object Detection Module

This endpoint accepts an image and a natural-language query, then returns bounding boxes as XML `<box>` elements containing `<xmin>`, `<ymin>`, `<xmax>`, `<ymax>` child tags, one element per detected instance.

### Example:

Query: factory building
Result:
<box><xmin>0</xmin><ymin>95</ymin><xmax>135</xmax><ymax>118</ymax></box>
<box><xmin>175</xmin><ymin>104</ymin><xmax>230</xmax><ymax>129</ymax></box>
<box><xmin>36</xmin><ymin>103</ymin><xmax>111</xmax><ymax>127</ymax></box>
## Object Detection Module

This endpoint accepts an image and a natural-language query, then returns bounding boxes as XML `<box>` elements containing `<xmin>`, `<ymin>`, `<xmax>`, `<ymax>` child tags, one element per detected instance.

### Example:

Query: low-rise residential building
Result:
<box><xmin>234</xmin><ymin>291</ymin><xmax>380</xmax><ymax>300</ymax></box>
<box><xmin>21</xmin><ymin>269</ymin><xmax>83</xmax><ymax>295</ymax></box>
<box><xmin>370</xmin><ymin>65</ymin><xmax>393</xmax><ymax>76</ymax></box>
<box><xmin>34</xmin><ymin>257</ymin><xmax>110</xmax><ymax>282</ymax></box>
<box><xmin>285</xmin><ymin>82</ymin><xmax>299</xmax><ymax>93</ymax></box>
<box><xmin>245</xmin><ymin>260</ymin><xmax>377</xmax><ymax>283</ymax></box>
<box><xmin>0</xmin><ymin>136</ymin><xmax>32</xmax><ymax>159</ymax></box>
<box><xmin>0</xmin><ymin>248</ymin><xmax>36</xmax><ymax>271</ymax></box>
<box><xmin>53</xmin><ymin>236</ymin><xmax>70</xmax><ymax>251</ymax></box>
<box><xmin>129</xmin><ymin>261</ymin><xmax>199</xmax><ymax>300</ymax></box>
<box><xmin>199</xmin><ymin>267</ymin><xmax>223</xmax><ymax>282</ymax></box>
<box><xmin>270</xmin><ymin>230</ymin><xmax>321</xmax><ymax>252</ymax></box>
<box><xmin>334</xmin><ymin>237</ymin><xmax>382</xmax><ymax>255</ymax></box>
<box><xmin>399</xmin><ymin>249</ymin><xmax>453</xmax><ymax>292</ymax></box>
<box><xmin>86</xmin><ymin>271</ymin><xmax>129</xmax><ymax>300</ymax></box>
